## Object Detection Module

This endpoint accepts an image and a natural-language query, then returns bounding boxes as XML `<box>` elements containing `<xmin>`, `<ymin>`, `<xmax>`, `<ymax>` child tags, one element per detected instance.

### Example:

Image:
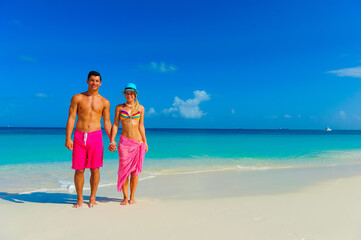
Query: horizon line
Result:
<box><xmin>0</xmin><ymin>127</ymin><xmax>359</xmax><ymax>131</ymax></box>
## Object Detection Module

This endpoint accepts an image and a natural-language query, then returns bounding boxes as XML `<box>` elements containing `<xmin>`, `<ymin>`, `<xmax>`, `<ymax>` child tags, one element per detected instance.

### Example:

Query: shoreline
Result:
<box><xmin>3</xmin><ymin>162</ymin><xmax>361</xmax><ymax>196</ymax></box>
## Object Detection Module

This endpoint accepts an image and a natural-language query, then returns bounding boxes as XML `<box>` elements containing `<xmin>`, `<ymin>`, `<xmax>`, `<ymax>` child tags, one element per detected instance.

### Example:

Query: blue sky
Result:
<box><xmin>2</xmin><ymin>0</ymin><xmax>361</xmax><ymax>129</ymax></box>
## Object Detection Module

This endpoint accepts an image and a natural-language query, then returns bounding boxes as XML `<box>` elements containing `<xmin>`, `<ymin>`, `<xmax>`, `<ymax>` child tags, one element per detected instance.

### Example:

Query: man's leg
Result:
<box><xmin>89</xmin><ymin>168</ymin><xmax>100</xmax><ymax>208</ymax></box>
<box><xmin>73</xmin><ymin>169</ymin><xmax>85</xmax><ymax>208</ymax></box>
<box><xmin>129</xmin><ymin>171</ymin><xmax>138</xmax><ymax>204</ymax></box>
<box><xmin>121</xmin><ymin>177</ymin><xmax>129</xmax><ymax>205</ymax></box>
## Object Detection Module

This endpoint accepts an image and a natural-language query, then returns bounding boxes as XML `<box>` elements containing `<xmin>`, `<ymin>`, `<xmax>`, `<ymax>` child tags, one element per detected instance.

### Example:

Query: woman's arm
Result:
<box><xmin>109</xmin><ymin>105</ymin><xmax>121</xmax><ymax>151</ymax></box>
<box><xmin>139</xmin><ymin>106</ymin><xmax>148</xmax><ymax>152</ymax></box>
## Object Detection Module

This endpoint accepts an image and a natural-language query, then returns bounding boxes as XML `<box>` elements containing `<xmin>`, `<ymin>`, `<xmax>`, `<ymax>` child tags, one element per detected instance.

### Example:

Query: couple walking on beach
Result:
<box><xmin>65</xmin><ymin>71</ymin><xmax>148</xmax><ymax>208</ymax></box>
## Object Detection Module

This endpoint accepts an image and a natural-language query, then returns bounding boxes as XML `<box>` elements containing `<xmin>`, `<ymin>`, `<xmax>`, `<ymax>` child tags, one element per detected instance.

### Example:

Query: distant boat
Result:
<box><xmin>325</xmin><ymin>127</ymin><xmax>332</xmax><ymax>132</ymax></box>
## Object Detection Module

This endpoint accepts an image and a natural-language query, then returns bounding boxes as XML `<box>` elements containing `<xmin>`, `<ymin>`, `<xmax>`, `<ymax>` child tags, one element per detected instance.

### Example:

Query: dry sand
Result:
<box><xmin>1</xmin><ymin>166</ymin><xmax>361</xmax><ymax>240</ymax></box>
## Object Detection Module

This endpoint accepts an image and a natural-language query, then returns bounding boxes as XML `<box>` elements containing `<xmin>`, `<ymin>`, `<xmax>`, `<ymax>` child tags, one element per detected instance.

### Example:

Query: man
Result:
<box><xmin>65</xmin><ymin>71</ymin><xmax>112</xmax><ymax>208</ymax></box>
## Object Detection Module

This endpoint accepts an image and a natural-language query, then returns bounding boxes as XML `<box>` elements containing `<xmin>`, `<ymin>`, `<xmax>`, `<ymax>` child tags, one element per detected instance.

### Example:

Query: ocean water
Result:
<box><xmin>1</xmin><ymin>127</ymin><xmax>361</xmax><ymax>193</ymax></box>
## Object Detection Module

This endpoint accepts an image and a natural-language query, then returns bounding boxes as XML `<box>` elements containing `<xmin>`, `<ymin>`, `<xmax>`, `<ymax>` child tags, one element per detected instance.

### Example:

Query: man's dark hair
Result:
<box><xmin>88</xmin><ymin>71</ymin><xmax>102</xmax><ymax>81</ymax></box>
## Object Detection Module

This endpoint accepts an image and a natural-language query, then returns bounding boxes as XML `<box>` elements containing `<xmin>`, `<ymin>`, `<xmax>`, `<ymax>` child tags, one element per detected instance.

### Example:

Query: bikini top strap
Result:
<box><xmin>119</xmin><ymin>103</ymin><xmax>126</xmax><ymax>111</ymax></box>
<box><xmin>118</xmin><ymin>104</ymin><xmax>125</xmax><ymax>117</ymax></box>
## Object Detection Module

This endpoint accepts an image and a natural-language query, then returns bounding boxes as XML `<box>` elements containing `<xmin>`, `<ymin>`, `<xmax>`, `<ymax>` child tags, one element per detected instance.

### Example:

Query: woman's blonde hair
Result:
<box><xmin>133</xmin><ymin>92</ymin><xmax>140</xmax><ymax>113</ymax></box>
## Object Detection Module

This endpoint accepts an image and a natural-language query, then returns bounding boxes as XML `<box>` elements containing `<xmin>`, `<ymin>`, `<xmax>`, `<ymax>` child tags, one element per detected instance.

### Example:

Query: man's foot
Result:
<box><xmin>129</xmin><ymin>199</ymin><xmax>136</xmax><ymax>205</ymax></box>
<box><xmin>73</xmin><ymin>201</ymin><xmax>83</xmax><ymax>208</ymax></box>
<box><xmin>88</xmin><ymin>196</ymin><xmax>97</xmax><ymax>208</ymax></box>
<box><xmin>88</xmin><ymin>201</ymin><xmax>97</xmax><ymax>208</ymax></box>
<box><xmin>120</xmin><ymin>198</ymin><xmax>128</xmax><ymax>205</ymax></box>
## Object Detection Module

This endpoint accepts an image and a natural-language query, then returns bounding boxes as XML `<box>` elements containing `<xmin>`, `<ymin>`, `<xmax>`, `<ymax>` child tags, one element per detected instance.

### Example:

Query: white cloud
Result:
<box><xmin>35</xmin><ymin>93</ymin><xmax>47</xmax><ymax>98</ymax></box>
<box><xmin>231</xmin><ymin>109</ymin><xmax>236</xmax><ymax>114</ymax></box>
<box><xmin>328</xmin><ymin>66</ymin><xmax>361</xmax><ymax>78</ymax></box>
<box><xmin>284</xmin><ymin>114</ymin><xmax>292</xmax><ymax>119</ymax></box>
<box><xmin>339</xmin><ymin>110</ymin><xmax>346</xmax><ymax>119</ymax></box>
<box><xmin>148</xmin><ymin>107</ymin><xmax>156</xmax><ymax>114</ymax></box>
<box><xmin>19</xmin><ymin>55</ymin><xmax>37</xmax><ymax>63</ymax></box>
<box><xmin>163</xmin><ymin>90</ymin><xmax>210</xmax><ymax>119</ymax></box>
<box><xmin>162</xmin><ymin>107</ymin><xmax>177</xmax><ymax>114</ymax></box>
<box><xmin>141</xmin><ymin>62</ymin><xmax>177</xmax><ymax>73</ymax></box>
<box><xmin>147</xmin><ymin>107</ymin><xmax>157</xmax><ymax>116</ymax></box>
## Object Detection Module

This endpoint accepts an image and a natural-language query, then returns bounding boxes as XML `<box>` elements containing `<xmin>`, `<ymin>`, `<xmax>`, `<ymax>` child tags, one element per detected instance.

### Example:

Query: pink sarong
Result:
<box><xmin>117</xmin><ymin>135</ymin><xmax>146</xmax><ymax>192</ymax></box>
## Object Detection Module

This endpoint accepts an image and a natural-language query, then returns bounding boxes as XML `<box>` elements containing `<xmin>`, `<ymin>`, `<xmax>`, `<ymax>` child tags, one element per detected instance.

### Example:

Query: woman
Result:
<box><xmin>109</xmin><ymin>83</ymin><xmax>148</xmax><ymax>205</ymax></box>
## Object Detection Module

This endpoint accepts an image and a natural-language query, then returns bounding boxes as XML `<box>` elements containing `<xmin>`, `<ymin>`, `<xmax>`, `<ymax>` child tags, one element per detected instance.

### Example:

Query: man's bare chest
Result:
<box><xmin>78</xmin><ymin>99</ymin><xmax>104</xmax><ymax>114</ymax></box>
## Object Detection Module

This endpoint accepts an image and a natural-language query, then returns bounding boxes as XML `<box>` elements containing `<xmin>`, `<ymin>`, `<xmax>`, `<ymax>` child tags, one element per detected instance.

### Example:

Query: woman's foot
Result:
<box><xmin>120</xmin><ymin>198</ymin><xmax>128</xmax><ymax>205</ymax></box>
<box><xmin>73</xmin><ymin>199</ymin><xmax>83</xmax><ymax>208</ymax></box>
<box><xmin>129</xmin><ymin>199</ymin><xmax>136</xmax><ymax>204</ymax></box>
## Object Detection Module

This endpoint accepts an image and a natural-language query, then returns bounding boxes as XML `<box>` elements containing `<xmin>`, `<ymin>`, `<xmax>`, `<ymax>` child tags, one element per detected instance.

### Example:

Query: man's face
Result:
<box><xmin>87</xmin><ymin>75</ymin><xmax>102</xmax><ymax>90</ymax></box>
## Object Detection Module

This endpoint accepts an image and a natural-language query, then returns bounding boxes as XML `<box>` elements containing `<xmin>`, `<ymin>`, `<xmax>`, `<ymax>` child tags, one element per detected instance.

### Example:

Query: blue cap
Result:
<box><xmin>123</xmin><ymin>83</ymin><xmax>138</xmax><ymax>93</ymax></box>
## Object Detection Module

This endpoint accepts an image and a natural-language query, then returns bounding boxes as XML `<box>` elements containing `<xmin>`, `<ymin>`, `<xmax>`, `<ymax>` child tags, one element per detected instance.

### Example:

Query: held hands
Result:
<box><xmin>65</xmin><ymin>139</ymin><xmax>73</xmax><ymax>150</ymax></box>
<box><xmin>108</xmin><ymin>142</ymin><xmax>117</xmax><ymax>152</ymax></box>
<box><xmin>108</xmin><ymin>141</ymin><xmax>147</xmax><ymax>152</ymax></box>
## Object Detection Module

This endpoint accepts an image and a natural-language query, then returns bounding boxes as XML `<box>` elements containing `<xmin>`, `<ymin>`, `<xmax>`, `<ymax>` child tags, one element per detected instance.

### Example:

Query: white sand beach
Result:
<box><xmin>1</xmin><ymin>166</ymin><xmax>361</xmax><ymax>240</ymax></box>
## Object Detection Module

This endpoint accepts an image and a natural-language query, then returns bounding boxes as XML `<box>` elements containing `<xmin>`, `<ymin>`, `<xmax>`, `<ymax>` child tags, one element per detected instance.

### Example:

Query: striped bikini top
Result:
<box><xmin>120</xmin><ymin>109</ymin><xmax>141</xmax><ymax>120</ymax></box>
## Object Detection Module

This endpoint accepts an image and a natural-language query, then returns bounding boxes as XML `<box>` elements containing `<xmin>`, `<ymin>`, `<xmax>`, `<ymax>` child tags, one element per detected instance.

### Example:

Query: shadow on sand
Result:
<box><xmin>0</xmin><ymin>192</ymin><xmax>121</xmax><ymax>205</ymax></box>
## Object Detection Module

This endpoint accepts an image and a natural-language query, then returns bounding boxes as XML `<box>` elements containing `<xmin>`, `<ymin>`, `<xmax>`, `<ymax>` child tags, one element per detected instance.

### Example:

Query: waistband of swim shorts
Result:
<box><xmin>75</xmin><ymin>129</ymin><xmax>102</xmax><ymax>136</ymax></box>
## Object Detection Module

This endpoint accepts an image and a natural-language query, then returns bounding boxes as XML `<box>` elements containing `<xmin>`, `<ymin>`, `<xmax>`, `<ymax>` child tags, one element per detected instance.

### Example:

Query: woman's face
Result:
<box><xmin>124</xmin><ymin>91</ymin><xmax>136</xmax><ymax>102</ymax></box>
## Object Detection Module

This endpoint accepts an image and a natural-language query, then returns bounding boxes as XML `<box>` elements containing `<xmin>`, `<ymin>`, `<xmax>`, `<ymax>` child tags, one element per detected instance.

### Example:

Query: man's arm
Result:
<box><xmin>138</xmin><ymin>106</ymin><xmax>148</xmax><ymax>152</ymax></box>
<box><xmin>65</xmin><ymin>95</ymin><xmax>79</xmax><ymax>150</ymax></box>
<box><xmin>102</xmin><ymin>99</ymin><xmax>112</xmax><ymax>139</ymax></box>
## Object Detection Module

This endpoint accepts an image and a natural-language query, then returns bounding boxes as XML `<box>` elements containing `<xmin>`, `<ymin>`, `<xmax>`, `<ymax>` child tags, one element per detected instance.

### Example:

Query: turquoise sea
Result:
<box><xmin>1</xmin><ymin>127</ymin><xmax>361</xmax><ymax>193</ymax></box>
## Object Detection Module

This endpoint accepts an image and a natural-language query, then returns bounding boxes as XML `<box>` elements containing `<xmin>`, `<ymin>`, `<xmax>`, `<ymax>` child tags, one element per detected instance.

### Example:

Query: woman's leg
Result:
<box><xmin>129</xmin><ymin>171</ymin><xmax>138</xmax><ymax>204</ymax></box>
<box><xmin>121</xmin><ymin>177</ymin><xmax>129</xmax><ymax>205</ymax></box>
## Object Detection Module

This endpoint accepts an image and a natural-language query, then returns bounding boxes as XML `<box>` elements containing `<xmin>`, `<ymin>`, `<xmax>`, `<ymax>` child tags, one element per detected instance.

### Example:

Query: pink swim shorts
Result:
<box><xmin>72</xmin><ymin>130</ymin><xmax>103</xmax><ymax>170</ymax></box>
